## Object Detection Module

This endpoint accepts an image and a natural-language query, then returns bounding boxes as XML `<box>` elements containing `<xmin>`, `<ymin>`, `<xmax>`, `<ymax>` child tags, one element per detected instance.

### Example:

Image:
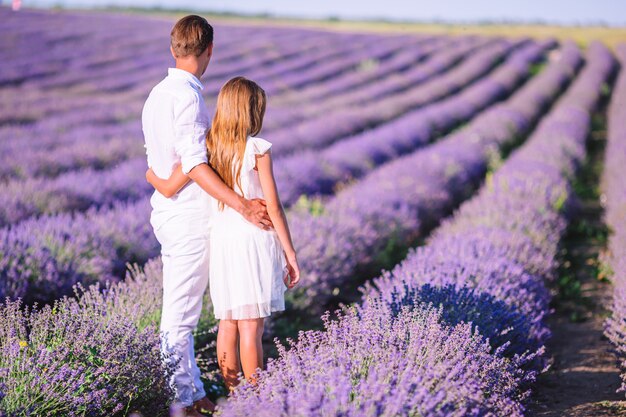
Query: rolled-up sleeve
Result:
<box><xmin>144</xmin><ymin>142</ymin><xmax>154</xmax><ymax>168</ymax></box>
<box><xmin>173</xmin><ymin>92</ymin><xmax>209</xmax><ymax>174</ymax></box>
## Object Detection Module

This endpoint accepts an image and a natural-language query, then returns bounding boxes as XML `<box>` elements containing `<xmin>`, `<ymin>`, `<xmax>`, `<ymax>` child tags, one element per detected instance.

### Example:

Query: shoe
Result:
<box><xmin>193</xmin><ymin>396</ymin><xmax>216</xmax><ymax>414</ymax></box>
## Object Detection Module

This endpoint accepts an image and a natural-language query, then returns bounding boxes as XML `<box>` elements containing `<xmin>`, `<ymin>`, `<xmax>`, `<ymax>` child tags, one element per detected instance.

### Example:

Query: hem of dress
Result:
<box><xmin>214</xmin><ymin>306</ymin><xmax>285</xmax><ymax>321</ymax></box>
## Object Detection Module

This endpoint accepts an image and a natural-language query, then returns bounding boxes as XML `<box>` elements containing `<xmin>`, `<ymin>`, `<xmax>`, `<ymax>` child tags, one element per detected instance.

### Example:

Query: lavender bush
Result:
<box><xmin>0</xmin><ymin>293</ymin><xmax>174</xmax><ymax>416</ymax></box>
<box><xmin>603</xmin><ymin>44</ymin><xmax>626</xmax><ymax>395</ymax></box>
<box><xmin>0</xmin><ymin>200</ymin><xmax>156</xmax><ymax>304</ymax></box>
<box><xmin>219</xmin><ymin>300</ymin><xmax>528</xmax><ymax>417</ymax></box>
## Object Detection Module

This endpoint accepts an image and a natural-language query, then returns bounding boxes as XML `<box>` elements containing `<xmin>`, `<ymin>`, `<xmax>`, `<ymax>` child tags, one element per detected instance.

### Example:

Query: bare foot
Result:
<box><xmin>193</xmin><ymin>396</ymin><xmax>216</xmax><ymax>414</ymax></box>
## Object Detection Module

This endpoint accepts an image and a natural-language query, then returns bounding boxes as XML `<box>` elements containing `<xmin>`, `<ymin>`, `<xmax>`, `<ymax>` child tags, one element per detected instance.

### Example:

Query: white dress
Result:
<box><xmin>209</xmin><ymin>136</ymin><xmax>287</xmax><ymax>320</ymax></box>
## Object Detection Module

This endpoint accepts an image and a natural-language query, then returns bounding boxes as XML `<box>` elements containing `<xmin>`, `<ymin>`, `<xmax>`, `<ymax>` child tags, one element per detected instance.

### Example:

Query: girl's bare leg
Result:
<box><xmin>217</xmin><ymin>319</ymin><xmax>241</xmax><ymax>390</ymax></box>
<box><xmin>237</xmin><ymin>318</ymin><xmax>264</xmax><ymax>384</ymax></box>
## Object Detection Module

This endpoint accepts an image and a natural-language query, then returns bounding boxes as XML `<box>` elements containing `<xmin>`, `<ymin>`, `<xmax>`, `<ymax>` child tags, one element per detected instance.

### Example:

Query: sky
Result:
<box><xmin>21</xmin><ymin>0</ymin><xmax>626</xmax><ymax>26</ymax></box>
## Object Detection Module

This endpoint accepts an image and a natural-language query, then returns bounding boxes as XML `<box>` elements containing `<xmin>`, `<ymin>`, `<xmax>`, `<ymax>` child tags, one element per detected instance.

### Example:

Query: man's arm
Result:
<box><xmin>187</xmin><ymin>163</ymin><xmax>271</xmax><ymax>229</ymax></box>
<box><xmin>171</xmin><ymin>92</ymin><xmax>270</xmax><ymax>228</ymax></box>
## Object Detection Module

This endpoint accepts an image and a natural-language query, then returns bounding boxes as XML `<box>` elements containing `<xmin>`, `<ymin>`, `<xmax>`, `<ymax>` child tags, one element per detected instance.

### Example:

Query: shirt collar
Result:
<box><xmin>168</xmin><ymin>67</ymin><xmax>204</xmax><ymax>90</ymax></box>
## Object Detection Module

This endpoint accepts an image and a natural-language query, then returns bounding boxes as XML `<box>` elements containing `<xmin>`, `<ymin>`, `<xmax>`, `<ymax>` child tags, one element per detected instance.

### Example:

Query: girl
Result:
<box><xmin>146</xmin><ymin>76</ymin><xmax>300</xmax><ymax>390</ymax></box>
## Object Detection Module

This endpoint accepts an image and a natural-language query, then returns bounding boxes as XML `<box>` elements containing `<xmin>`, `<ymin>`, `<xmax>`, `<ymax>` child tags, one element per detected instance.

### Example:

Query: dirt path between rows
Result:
<box><xmin>527</xmin><ymin>110</ymin><xmax>626</xmax><ymax>416</ymax></box>
<box><xmin>528</xmin><ymin>258</ymin><xmax>625</xmax><ymax>416</ymax></box>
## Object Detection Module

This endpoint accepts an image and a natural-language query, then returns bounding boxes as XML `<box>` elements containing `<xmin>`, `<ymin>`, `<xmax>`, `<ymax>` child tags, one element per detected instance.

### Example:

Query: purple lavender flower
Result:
<box><xmin>603</xmin><ymin>43</ymin><xmax>626</xmax><ymax>396</ymax></box>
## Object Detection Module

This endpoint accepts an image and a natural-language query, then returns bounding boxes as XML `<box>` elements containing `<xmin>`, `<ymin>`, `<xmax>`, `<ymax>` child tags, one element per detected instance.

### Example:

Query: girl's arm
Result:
<box><xmin>256</xmin><ymin>151</ymin><xmax>300</xmax><ymax>288</ymax></box>
<box><xmin>145</xmin><ymin>164</ymin><xmax>190</xmax><ymax>198</ymax></box>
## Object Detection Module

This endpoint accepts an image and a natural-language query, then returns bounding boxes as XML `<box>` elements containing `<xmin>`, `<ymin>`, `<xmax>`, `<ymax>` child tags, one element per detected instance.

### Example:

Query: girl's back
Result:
<box><xmin>209</xmin><ymin>134</ymin><xmax>286</xmax><ymax>320</ymax></box>
<box><xmin>210</xmin><ymin>136</ymin><xmax>272</xmax><ymax>221</ymax></box>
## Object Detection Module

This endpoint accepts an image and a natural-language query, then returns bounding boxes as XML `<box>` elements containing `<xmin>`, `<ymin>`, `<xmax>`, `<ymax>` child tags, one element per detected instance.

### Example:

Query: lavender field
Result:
<box><xmin>1</xmin><ymin>6</ymin><xmax>625</xmax><ymax>417</ymax></box>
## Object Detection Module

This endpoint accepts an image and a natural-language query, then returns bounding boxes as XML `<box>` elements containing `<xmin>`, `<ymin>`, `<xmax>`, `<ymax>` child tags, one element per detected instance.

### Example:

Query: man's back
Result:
<box><xmin>142</xmin><ymin>67</ymin><xmax>211</xmax><ymax>230</ymax></box>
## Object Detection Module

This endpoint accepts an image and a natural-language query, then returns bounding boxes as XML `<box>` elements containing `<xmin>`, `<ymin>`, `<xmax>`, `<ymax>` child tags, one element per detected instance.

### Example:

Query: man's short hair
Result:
<box><xmin>170</xmin><ymin>15</ymin><xmax>214</xmax><ymax>58</ymax></box>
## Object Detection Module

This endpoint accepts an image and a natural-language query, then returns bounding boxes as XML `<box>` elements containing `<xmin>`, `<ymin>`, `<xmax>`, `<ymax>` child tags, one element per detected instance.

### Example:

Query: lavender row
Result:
<box><xmin>272</xmin><ymin>38</ymin><xmax>487</xmax><ymax>123</ymax></box>
<box><xmin>0</xmin><ymin>9</ymin><xmax>343</xmax><ymax>92</ymax></box>
<box><xmin>0</xmin><ymin>39</ymin><xmax>542</xmax><ymax>226</ymax></box>
<box><xmin>0</xmin><ymin>157</ymin><xmax>151</xmax><ymax>226</ymax></box>
<box><xmin>603</xmin><ymin>44</ymin><xmax>626</xmax><ymax>396</ymax></box>
<box><xmin>276</xmin><ymin>35</ymin><xmax>472</xmax><ymax>105</ymax></box>
<box><xmin>0</xmin><ymin>126</ymin><xmax>145</xmax><ymax>182</ymax></box>
<box><xmin>368</xmin><ymin>40</ymin><xmax>615</xmax><ymax>360</ymax></box>
<box><xmin>269</xmin><ymin>39</ymin><xmax>521</xmax><ymax>156</ymax></box>
<box><xmin>0</xmin><ymin>26</ymin><xmax>359</xmax><ymax>125</ymax></box>
<box><xmin>0</xmin><ymin>33</ymin><xmax>429</xmax><ymax>153</ymax></box>
<box><xmin>0</xmin><ymin>12</ymin><xmax>395</xmax><ymax>129</ymax></box>
<box><xmin>0</xmin><ymin>34</ymin><xmax>450</xmax><ymax>146</ymax></box>
<box><xmin>0</xmin><ymin>56</ymin><xmax>439</xmax><ymax>182</ymax></box>
<box><xmin>0</xmin><ymin>198</ymin><xmax>156</xmax><ymax>305</ymax></box>
<box><xmin>211</xmin><ymin>34</ymin><xmax>407</xmax><ymax>96</ymax></box>
<box><xmin>259</xmin><ymin>35</ymin><xmax>449</xmax><ymax>121</ymax></box>
<box><xmin>275</xmin><ymin>38</ymin><xmax>555</xmax><ymax>205</ymax></box>
<box><xmin>286</xmin><ymin>41</ymin><xmax>581</xmax><ymax>308</ymax></box>
<box><xmin>216</xmin><ymin>42</ymin><xmax>616</xmax><ymax>417</ymax></box>
<box><xmin>262</xmin><ymin>36</ymin><xmax>477</xmax><ymax>131</ymax></box>
<box><xmin>0</xmin><ymin>40</ymin><xmax>577</xmax><ymax>306</ymax></box>
<box><xmin>0</xmin><ymin>38</ymin><xmax>495</xmax><ymax>182</ymax></box>
<box><xmin>219</xmin><ymin>298</ymin><xmax>529</xmax><ymax>417</ymax></box>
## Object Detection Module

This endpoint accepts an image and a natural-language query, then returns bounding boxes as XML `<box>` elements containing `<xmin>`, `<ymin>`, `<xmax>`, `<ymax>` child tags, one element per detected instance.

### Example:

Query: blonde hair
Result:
<box><xmin>207</xmin><ymin>77</ymin><xmax>266</xmax><ymax>210</ymax></box>
<box><xmin>170</xmin><ymin>15</ymin><xmax>213</xmax><ymax>58</ymax></box>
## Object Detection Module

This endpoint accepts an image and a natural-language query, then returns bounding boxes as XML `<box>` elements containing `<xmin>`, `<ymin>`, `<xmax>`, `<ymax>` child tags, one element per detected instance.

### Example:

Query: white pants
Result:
<box><xmin>154</xmin><ymin>216</ymin><xmax>210</xmax><ymax>407</ymax></box>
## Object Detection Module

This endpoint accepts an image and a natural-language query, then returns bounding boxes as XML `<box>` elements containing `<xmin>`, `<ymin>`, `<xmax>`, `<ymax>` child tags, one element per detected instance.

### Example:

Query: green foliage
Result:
<box><xmin>357</xmin><ymin>58</ymin><xmax>379</xmax><ymax>72</ymax></box>
<box><xmin>294</xmin><ymin>194</ymin><xmax>325</xmax><ymax>216</ymax></box>
<box><xmin>486</xmin><ymin>148</ymin><xmax>504</xmax><ymax>174</ymax></box>
<box><xmin>552</xmin><ymin>190</ymin><xmax>568</xmax><ymax>213</ymax></box>
<box><xmin>551</xmin><ymin>105</ymin><xmax>609</xmax><ymax>322</ymax></box>
<box><xmin>371</xmin><ymin>231</ymin><xmax>411</xmax><ymax>272</ymax></box>
<box><xmin>597</xmin><ymin>259</ymin><xmax>614</xmax><ymax>282</ymax></box>
<box><xmin>528</xmin><ymin>62</ymin><xmax>547</xmax><ymax>76</ymax></box>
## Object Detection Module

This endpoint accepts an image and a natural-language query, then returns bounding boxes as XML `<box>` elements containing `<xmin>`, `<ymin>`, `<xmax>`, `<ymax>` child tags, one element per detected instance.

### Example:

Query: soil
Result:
<box><xmin>528</xmin><ymin>256</ymin><xmax>626</xmax><ymax>416</ymax></box>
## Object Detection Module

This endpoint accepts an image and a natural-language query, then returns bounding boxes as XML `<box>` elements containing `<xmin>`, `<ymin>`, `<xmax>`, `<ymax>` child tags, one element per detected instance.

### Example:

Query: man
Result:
<box><xmin>142</xmin><ymin>15</ymin><xmax>270</xmax><ymax>416</ymax></box>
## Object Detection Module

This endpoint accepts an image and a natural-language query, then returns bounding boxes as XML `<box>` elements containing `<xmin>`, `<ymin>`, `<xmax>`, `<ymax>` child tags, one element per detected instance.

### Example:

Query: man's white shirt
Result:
<box><xmin>142</xmin><ymin>67</ymin><xmax>212</xmax><ymax>231</ymax></box>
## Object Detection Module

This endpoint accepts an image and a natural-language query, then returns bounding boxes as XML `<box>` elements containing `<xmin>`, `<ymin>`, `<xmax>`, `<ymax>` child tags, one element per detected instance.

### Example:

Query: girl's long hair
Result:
<box><xmin>206</xmin><ymin>76</ymin><xmax>266</xmax><ymax>210</ymax></box>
